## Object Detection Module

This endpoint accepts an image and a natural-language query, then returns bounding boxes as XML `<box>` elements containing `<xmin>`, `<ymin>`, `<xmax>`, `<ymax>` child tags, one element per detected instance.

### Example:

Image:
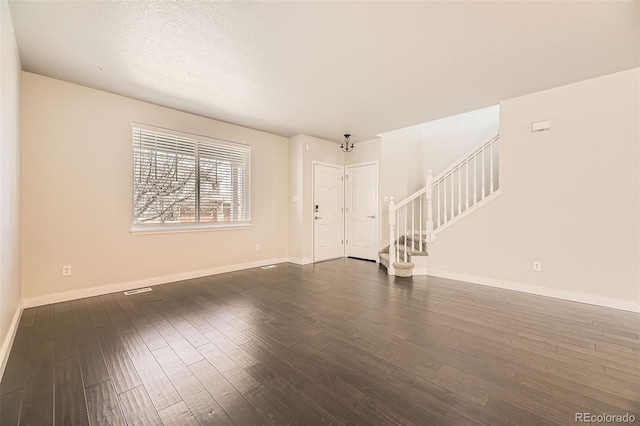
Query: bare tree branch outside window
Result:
<box><xmin>132</xmin><ymin>127</ymin><xmax>250</xmax><ymax>226</ymax></box>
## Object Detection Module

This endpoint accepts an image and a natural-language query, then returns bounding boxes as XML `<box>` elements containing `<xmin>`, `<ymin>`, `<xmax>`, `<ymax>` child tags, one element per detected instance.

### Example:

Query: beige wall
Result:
<box><xmin>288</xmin><ymin>135</ymin><xmax>304</xmax><ymax>262</ymax></box>
<box><xmin>0</xmin><ymin>0</ymin><xmax>22</xmax><ymax>375</ymax></box>
<box><xmin>380</xmin><ymin>105</ymin><xmax>499</xmax><ymax>190</ymax></box>
<box><xmin>345</xmin><ymin>138</ymin><xmax>381</xmax><ymax>167</ymax></box>
<box><xmin>429</xmin><ymin>68</ymin><xmax>640</xmax><ymax>306</ymax></box>
<box><xmin>420</xmin><ymin>105</ymin><xmax>499</xmax><ymax>180</ymax></box>
<box><xmin>21</xmin><ymin>73</ymin><xmax>289</xmax><ymax>302</ymax></box>
<box><xmin>345</xmin><ymin>138</ymin><xmax>384</xmax><ymax>252</ymax></box>
<box><xmin>378</xmin><ymin>107</ymin><xmax>499</xmax><ymax>252</ymax></box>
<box><xmin>288</xmin><ymin>136</ymin><xmax>376</xmax><ymax>262</ymax></box>
<box><xmin>289</xmin><ymin>134</ymin><xmax>344</xmax><ymax>262</ymax></box>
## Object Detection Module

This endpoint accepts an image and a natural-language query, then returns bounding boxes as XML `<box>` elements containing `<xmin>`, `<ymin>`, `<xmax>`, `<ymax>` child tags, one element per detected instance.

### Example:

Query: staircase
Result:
<box><xmin>381</xmin><ymin>134</ymin><xmax>500</xmax><ymax>276</ymax></box>
<box><xmin>379</xmin><ymin>233</ymin><xmax>428</xmax><ymax>277</ymax></box>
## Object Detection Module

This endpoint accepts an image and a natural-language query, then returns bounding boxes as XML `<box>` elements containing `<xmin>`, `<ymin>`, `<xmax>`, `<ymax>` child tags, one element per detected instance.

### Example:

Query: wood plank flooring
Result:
<box><xmin>1</xmin><ymin>258</ymin><xmax>639</xmax><ymax>425</ymax></box>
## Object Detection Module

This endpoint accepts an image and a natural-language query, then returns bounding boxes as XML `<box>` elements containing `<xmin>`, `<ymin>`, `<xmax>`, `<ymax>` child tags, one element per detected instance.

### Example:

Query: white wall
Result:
<box><xmin>288</xmin><ymin>134</ymin><xmax>344</xmax><ymax>263</ymax></box>
<box><xmin>345</xmin><ymin>138</ymin><xmax>381</xmax><ymax>167</ymax></box>
<box><xmin>379</xmin><ymin>135</ymin><xmax>420</xmax><ymax>203</ymax></box>
<box><xmin>288</xmin><ymin>135</ymin><xmax>304</xmax><ymax>263</ymax></box>
<box><xmin>380</xmin><ymin>105</ymin><xmax>499</xmax><ymax>186</ymax></box>
<box><xmin>345</xmin><ymin>138</ymin><xmax>384</xmax><ymax>253</ymax></box>
<box><xmin>429</xmin><ymin>68</ymin><xmax>640</xmax><ymax>308</ymax></box>
<box><xmin>0</xmin><ymin>0</ymin><xmax>22</xmax><ymax>376</ymax></box>
<box><xmin>21</xmin><ymin>73</ymin><xmax>289</xmax><ymax>304</ymax></box>
<box><xmin>377</xmin><ymin>106</ymin><xmax>498</xmax><ymax>252</ymax></box>
<box><xmin>420</xmin><ymin>105</ymin><xmax>499</xmax><ymax>180</ymax></box>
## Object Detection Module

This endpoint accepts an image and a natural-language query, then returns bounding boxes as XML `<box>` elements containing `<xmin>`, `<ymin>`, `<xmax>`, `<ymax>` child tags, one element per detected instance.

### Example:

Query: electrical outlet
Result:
<box><xmin>532</xmin><ymin>261</ymin><xmax>542</xmax><ymax>272</ymax></box>
<box><xmin>255</xmin><ymin>244</ymin><xmax>261</xmax><ymax>252</ymax></box>
<box><xmin>62</xmin><ymin>265</ymin><xmax>72</xmax><ymax>276</ymax></box>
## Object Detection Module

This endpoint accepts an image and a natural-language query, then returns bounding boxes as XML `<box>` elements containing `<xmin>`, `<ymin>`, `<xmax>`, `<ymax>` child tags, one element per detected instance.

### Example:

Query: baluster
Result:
<box><xmin>396</xmin><ymin>210</ymin><xmax>400</xmax><ymax>266</ymax></box>
<box><xmin>404</xmin><ymin>207</ymin><xmax>407</xmax><ymax>262</ymax></box>
<box><xmin>465</xmin><ymin>159</ymin><xmax>469</xmax><ymax>210</ymax></box>
<box><xmin>473</xmin><ymin>154</ymin><xmax>478</xmax><ymax>204</ymax></box>
<box><xmin>490</xmin><ymin>140</ymin><xmax>494</xmax><ymax>193</ymax></box>
<box><xmin>419</xmin><ymin>196</ymin><xmax>423</xmax><ymax>251</ymax></box>
<box><xmin>443</xmin><ymin>177</ymin><xmax>448</xmax><ymax>223</ymax></box>
<box><xmin>411</xmin><ymin>200</ymin><xmax>415</xmax><ymax>253</ymax></box>
<box><xmin>426</xmin><ymin>170</ymin><xmax>433</xmax><ymax>243</ymax></box>
<box><xmin>450</xmin><ymin>173</ymin><xmax>454</xmax><ymax>219</ymax></box>
<box><xmin>457</xmin><ymin>165</ymin><xmax>461</xmax><ymax>216</ymax></box>
<box><xmin>437</xmin><ymin>181</ymin><xmax>441</xmax><ymax>227</ymax></box>
<box><xmin>388</xmin><ymin>197</ymin><xmax>396</xmax><ymax>275</ymax></box>
<box><xmin>482</xmin><ymin>146</ymin><xmax>486</xmax><ymax>199</ymax></box>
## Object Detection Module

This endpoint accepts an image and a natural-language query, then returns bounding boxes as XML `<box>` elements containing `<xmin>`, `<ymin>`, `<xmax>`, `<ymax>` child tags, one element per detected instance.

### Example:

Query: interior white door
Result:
<box><xmin>313</xmin><ymin>163</ymin><xmax>344</xmax><ymax>262</ymax></box>
<box><xmin>345</xmin><ymin>163</ymin><xmax>378</xmax><ymax>261</ymax></box>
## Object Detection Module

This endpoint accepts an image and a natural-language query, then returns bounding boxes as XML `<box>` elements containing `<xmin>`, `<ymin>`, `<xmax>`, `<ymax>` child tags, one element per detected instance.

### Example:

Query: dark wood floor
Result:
<box><xmin>1</xmin><ymin>259</ymin><xmax>639</xmax><ymax>425</ymax></box>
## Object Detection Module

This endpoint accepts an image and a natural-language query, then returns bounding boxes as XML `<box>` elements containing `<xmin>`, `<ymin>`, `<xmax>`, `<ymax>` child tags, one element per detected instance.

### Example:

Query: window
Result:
<box><xmin>131</xmin><ymin>124</ymin><xmax>251</xmax><ymax>233</ymax></box>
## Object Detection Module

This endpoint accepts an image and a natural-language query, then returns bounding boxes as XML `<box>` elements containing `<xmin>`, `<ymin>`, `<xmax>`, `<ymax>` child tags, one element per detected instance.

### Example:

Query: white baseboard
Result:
<box><xmin>429</xmin><ymin>269</ymin><xmax>640</xmax><ymax>313</ymax></box>
<box><xmin>0</xmin><ymin>301</ymin><xmax>23</xmax><ymax>380</ymax></box>
<box><xmin>22</xmin><ymin>257</ymin><xmax>289</xmax><ymax>308</ymax></box>
<box><xmin>287</xmin><ymin>257</ymin><xmax>314</xmax><ymax>265</ymax></box>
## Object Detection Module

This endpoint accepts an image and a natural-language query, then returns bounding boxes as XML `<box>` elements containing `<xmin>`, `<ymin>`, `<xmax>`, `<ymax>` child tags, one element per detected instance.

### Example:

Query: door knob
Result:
<box><xmin>367</xmin><ymin>215</ymin><xmax>376</xmax><ymax>218</ymax></box>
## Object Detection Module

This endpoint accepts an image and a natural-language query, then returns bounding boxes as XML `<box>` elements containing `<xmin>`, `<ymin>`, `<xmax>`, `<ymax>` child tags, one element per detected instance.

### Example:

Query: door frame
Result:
<box><xmin>345</xmin><ymin>161</ymin><xmax>379</xmax><ymax>262</ymax></box>
<box><xmin>312</xmin><ymin>161</ymin><xmax>345</xmax><ymax>262</ymax></box>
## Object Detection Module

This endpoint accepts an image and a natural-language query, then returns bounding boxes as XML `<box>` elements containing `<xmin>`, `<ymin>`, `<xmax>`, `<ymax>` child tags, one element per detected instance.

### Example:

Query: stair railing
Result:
<box><xmin>387</xmin><ymin>134</ymin><xmax>500</xmax><ymax>272</ymax></box>
<box><xmin>429</xmin><ymin>134</ymin><xmax>500</xmax><ymax>240</ymax></box>
<box><xmin>387</xmin><ymin>186</ymin><xmax>427</xmax><ymax>270</ymax></box>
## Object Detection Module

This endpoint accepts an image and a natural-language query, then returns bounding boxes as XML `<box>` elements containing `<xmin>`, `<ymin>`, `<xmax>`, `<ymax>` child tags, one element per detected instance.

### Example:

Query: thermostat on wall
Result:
<box><xmin>531</xmin><ymin>120</ymin><xmax>551</xmax><ymax>132</ymax></box>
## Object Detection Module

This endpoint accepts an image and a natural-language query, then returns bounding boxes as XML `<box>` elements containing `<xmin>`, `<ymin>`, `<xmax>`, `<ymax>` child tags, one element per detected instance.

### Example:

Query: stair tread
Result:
<box><xmin>379</xmin><ymin>247</ymin><xmax>428</xmax><ymax>256</ymax></box>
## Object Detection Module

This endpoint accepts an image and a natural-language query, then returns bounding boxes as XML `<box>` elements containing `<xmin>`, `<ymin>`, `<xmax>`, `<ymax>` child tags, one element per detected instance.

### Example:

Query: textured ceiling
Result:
<box><xmin>8</xmin><ymin>1</ymin><xmax>639</xmax><ymax>143</ymax></box>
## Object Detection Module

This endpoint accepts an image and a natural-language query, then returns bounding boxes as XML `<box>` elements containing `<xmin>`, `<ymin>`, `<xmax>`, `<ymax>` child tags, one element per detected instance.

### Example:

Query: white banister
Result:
<box><xmin>481</xmin><ymin>146</ymin><xmax>486</xmax><ymax>199</ymax></box>
<box><xmin>473</xmin><ymin>154</ymin><xmax>477</xmax><ymax>204</ymax></box>
<box><xmin>457</xmin><ymin>165</ymin><xmax>462</xmax><ymax>215</ymax></box>
<box><xmin>403</xmin><ymin>208</ymin><xmax>407</xmax><ymax>262</ymax></box>
<box><xmin>437</xmin><ymin>181</ymin><xmax>441</xmax><ymax>227</ymax></box>
<box><xmin>411</xmin><ymin>200</ymin><xmax>415</xmax><ymax>252</ymax></box>
<box><xmin>465</xmin><ymin>160</ymin><xmax>469</xmax><ymax>210</ymax></box>
<box><xmin>388</xmin><ymin>197</ymin><xmax>396</xmax><ymax>275</ymax></box>
<box><xmin>490</xmin><ymin>142</ymin><xmax>494</xmax><ymax>193</ymax></box>
<box><xmin>384</xmin><ymin>134</ymin><xmax>499</xmax><ymax>276</ymax></box>
<box><xmin>450</xmin><ymin>173</ymin><xmax>454</xmax><ymax>219</ymax></box>
<box><xmin>443</xmin><ymin>178</ymin><xmax>448</xmax><ymax>223</ymax></box>
<box><xmin>396</xmin><ymin>209</ymin><xmax>400</xmax><ymax>264</ymax></box>
<box><xmin>419</xmin><ymin>197</ymin><xmax>423</xmax><ymax>252</ymax></box>
<box><xmin>426</xmin><ymin>170</ymin><xmax>434</xmax><ymax>242</ymax></box>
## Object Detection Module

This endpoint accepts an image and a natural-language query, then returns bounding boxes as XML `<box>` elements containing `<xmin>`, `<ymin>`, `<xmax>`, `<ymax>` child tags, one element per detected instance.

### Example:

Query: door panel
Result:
<box><xmin>313</xmin><ymin>164</ymin><xmax>344</xmax><ymax>262</ymax></box>
<box><xmin>346</xmin><ymin>163</ymin><xmax>377</xmax><ymax>261</ymax></box>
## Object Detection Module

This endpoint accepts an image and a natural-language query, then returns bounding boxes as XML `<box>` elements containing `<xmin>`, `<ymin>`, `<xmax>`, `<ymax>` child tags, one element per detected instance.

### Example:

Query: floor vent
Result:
<box><xmin>261</xmin><ymin>265</ymin><xmax>277</xmax><ymax>270</ymax></box>
<box><xmin>124</xmin><ymin>287</ymin><xmax>153</xmax><ymax>296</ymax></box>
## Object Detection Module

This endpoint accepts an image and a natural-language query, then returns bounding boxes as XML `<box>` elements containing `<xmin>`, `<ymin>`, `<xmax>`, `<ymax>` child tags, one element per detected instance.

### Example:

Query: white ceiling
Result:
<box><xmin>8</xmin><ymin>1</ymin><xmax>639</xmax><ymax>143</ymax></box>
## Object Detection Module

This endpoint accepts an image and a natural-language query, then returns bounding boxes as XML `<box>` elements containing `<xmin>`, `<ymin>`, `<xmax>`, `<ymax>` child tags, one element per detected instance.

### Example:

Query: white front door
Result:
<box><xmin>313</xmin><ymin>163</ymin><xmax>344</xmax><ymax>262</ymax></box>
<box><xmin>345</xmin><ymin>163</ymin><xmax>378</xmax><ymax>261</ymax></box>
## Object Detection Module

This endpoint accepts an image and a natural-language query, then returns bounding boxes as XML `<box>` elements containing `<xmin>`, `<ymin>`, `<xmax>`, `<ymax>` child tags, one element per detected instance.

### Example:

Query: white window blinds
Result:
<box><xmin>132</xmin><ymin>125</ymin><xmax>251</xmax><ymax>228</ymax></box>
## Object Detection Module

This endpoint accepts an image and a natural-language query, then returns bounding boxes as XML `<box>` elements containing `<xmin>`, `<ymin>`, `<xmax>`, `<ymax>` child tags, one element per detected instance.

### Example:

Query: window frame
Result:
<box><xmin>130</xmin><ymin>122</ymin><xmax>252</xmax><ymax>235</ymax></box>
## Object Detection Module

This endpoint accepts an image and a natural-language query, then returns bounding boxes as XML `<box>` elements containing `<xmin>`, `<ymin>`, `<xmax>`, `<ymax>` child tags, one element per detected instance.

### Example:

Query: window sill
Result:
<box><xmin>130</xmin><ymin>222</ymin><xmax>252</xmax><ymax>236</ymax></box>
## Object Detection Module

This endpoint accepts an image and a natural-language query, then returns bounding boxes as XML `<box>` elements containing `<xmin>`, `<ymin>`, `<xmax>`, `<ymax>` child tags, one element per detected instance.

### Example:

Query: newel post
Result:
<box><xmin>426</xmin><ymin>170</ymin><xmax>434</xmax><ymax>242</ymax></box>
<box><xmin>388</xmin><ymin>197</ymin><xmax>396</xmax><ymax>275</ymax></box>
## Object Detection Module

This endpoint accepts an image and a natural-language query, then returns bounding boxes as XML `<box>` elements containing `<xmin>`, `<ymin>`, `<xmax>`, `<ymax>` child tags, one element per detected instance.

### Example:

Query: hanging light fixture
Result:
<box><xmin>340</xmin><ymin>134</ymin><xmax>354</xmax><ymax>152</ymax></box>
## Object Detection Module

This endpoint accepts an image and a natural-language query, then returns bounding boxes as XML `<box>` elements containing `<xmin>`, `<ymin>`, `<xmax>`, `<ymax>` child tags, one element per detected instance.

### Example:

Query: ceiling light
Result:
<box><xmin>340</xmin><ymin>134</ymin><xmax>354</xmax><ymax>153</ymax></box>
